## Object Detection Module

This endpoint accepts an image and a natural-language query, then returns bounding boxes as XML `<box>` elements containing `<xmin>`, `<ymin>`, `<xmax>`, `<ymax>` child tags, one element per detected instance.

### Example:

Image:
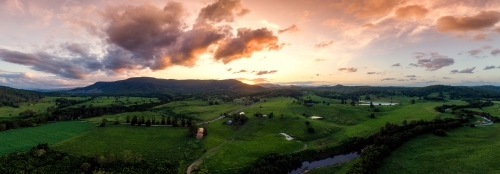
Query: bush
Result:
<box><xmin>99</xmin><ymin>119</ymin><xmax>108</xmax><ymax>127</ymax></box>
<box><xmin>369</xmin><ymin>113</ymin><xmax>375</xmax><ymax>118</ymax></box>
<box><xmin>433</xmin><ymin>129</ymin><xmax>446</xmax><ymax>136</ymax></box>
<box><xmin>470</xmin><ymin>124</ymin><xmax>476</xmax><ymax>128</ymax></box>
<box><xmin>307</xmin><ymin>127</ymin><xmax>315</xmax><ymax>133</ymax></box>
<box><xmin>305</xmin><ymin>121</ymin><xmax>310</xmax><ymax>126</ymax></box>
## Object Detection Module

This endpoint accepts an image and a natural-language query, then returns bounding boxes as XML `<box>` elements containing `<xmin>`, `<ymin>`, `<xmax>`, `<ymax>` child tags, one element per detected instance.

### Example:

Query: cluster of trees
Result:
<box><xmin>0</xmin><ymin>86</ymin><xmax>43</xmax><ymax>108</ymax></box>
<box><xmin>128</xmin><ymin>115</ymin><xmax>195</xmax><ymax>127</ymax></box>
<box><xmin>0</xmin><ymin>144</ymin><xmax>180</xmax><ymax>174</ymax></box>
<box><xmin>347</xmin><ymin>118</ymin><xmax>463</xmax><ymax>173</ymax></box>
<box><xmin>240</xmin><ymin>118</ymin><xmax>465</xmax><ymax>174</ymax></box>
<box><xmin>54</xmin><ymin>97</ymin><xmax>94</xmax><ymax>109</ymax></box>
<box><xmin>434</xmin><ymin>100</ymin><xmax>494</xmax><ymax>113</ymax></box>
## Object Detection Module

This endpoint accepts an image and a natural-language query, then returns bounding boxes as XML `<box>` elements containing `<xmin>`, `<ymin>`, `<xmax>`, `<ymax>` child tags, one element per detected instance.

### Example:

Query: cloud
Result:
<box><xmin>338</xmin><ymin>67</ymin><xmax>357</xmax><ymax>73</ymax></box>
<box><xmin>255</xmin><ymin>70</ymin><xmax>278</xmax><ymax>75</ymax></box>
<box><xmin>332</xmin><ymin>0</ymin><xmax>405</xmax><ymax>19</ymax></box>
<box><xmin>424</xmin><ymin>80</ymin><xmax>439</xmax><ymax>84</ymax></box>
<box><xmin>496</xmin><ymin>27</ymin><xmax>500</xmax><ymax>33</ymax></box>
<box><xmin>214</xmin><ymin>27</ymin><xmax>283</xmax><ymax>64</ymax></box>
<box><xmin>316</xmin><ymin>74</ymin><xmax>320</xmax><ymax>76</ymax></box>
<box><xmin>366</xmin><ymin>71</ymin><xmax>386</xmax><ymax>75</ymax></box>
<box><xmin>0</xmin><ymin>72</ymin><xmax>96</xmax><ymax>89</ymax></box>
<box><xmin>395</xmin><ymin>5</ymin><xmax>428</xmax><ymax>19</ymax></box>
<box><xmin>482</xmin><ymin>45</ymin><xmax>492</xmax><ymax>50</ymax></box>
<box><xmin>391</xmin><ymin>63</ymin><xmax>401</xmax><ymax>67</ymax></box>
<box><xmin>227</xmin><ymin>68</ymin><xmax>232</xmax><ymax>71</ymax></box>
<box><xmin>473</xmin><ymin>33</ymin><xmax>487</xmax><ymax>41</ymax></box>
<box><xmin>492</xmin><ymin>49</ymin><xmax>500</xmax><ymax>56</ymax></box>
<box><xmin>314</xmin><ymin>58</ymin><xmax>326</xmax><ymax>62</ymax></box>
<box><xmin>443</xmin><ymin>77</ymin><xmax>451</xmax><ymax>79</ymax></box>
<box><xmin>367</xmin><ymin>72</ymin><xmax>376</xmax><ymax>75</ymax></box>
<box><xmin>381</xmin><ymin>78</ymin><xmax>395</xmax><ymax>81</ymax></box>
<box><xmin>314</xmin><ymin>40</ymin><xmax>334</xmax><ymax>49</ymax></box>
<box><xmin>406</xmin><ymin>75</ymin><xmax>416</xmax><ymax>78</ymax></box>
<box><xmin>232</xmin><ymin>69</ymin><xmax>247</xmax><ymax>74</ymax></box>
<box><xmin>196</xmin><ymin>0</ymin><xmax>250</xmax><ymax>23</ymax></box>
<box><xmin>411</xmin><ymin>52</ymin><xmax>455</xmax><ymax>71</ymax></box>
<box><xmin>278</xmin><ymin>24</ymin><xmax>300</xmax><ymax>34</ymax></box>
<box><xmin>484</xmin><ymin>65</ymin><xmax>497</xmax><ymax>70</ymax></box>
<box><xmin>466</xmin><ymin>49</ymin><xmax>483</xmax><ymax>56</ymax></box>
<box><xmin>450</xmin><ymin>67</ymin><xmax>476</xmax><ymax>74</ymax></box>
<box><xmin>397</xmin><ymin>79</ymin><xmax>406</xmax><ymax>81</ymax></box>
<box><xmin>436</xmin><ymin>11</ymin><xmax>500</xmax><ymax>32</ymax></box>
<box><xmin>0</xmin><ymin>48</ymin><xmax>101</xmax><ymax>79</ymax></box>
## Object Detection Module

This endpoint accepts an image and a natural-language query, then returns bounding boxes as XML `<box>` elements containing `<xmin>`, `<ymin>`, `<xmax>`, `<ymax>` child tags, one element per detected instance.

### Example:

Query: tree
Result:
<box><xmin>145</xmin><ymin>120</ymin><xmax>151</xmax><ymax>127</ymax></box>
<box><xmin>188</xmin><ymin>121</ymin><xmax>198</xmax><ymax>137</ymax></box>
<box><xmin>410</xmin><ymin>99</ymin><xmax>415</xmax><ymax>104</ymax></box>
<box><xmin>369</xmin><ymin>113</ymin><xmax>375</xmax><ymax>118</ymax></box>
<box><xmin>370</xmin><ymin>102</ymin><xmax>374</xmax><ymax>108</ymax></box>
<box><xmin>100</xmin><ymin>118</ymin><xmax>108</xmax><ymax>127</ymax></box>
<box><xmin>161</xmin><ymin>116</ymin><xmax>166</xmax><ymax>125</ymax></box>
<box><xmin>131</xmin><ymin>116</ymin><xmax>138</xmax><ymax>125</ymax></box>
<box><xmin>305</xmin><ymin>121</ymin><xmax>310</xmax><ymax>126</ymax></box>
<box><xmin>0</xmin><ymin>124</ymin><xmax>6</xmax><ymax>131</ymax></box>
<box><xmin>307</xmin><ymin>127</ymin><xmax>315</xmax><ymax>133</ymax></box>
<box><xmin>209</xmin><ymin>101</ymin><xmax>214</xmax><ymax>105</ymax></box>
<box><xmin>126</xmin><ymin>116</ymin><xmax>131</xmax><ymax>123</ymax></box>
<box><xmin>181</xmin><ymin>119</ymin><xmax>186</xmax><ymax>127</ymax></box>
<box><xmin>167</xmin><ymin>116</ymin><xmax>172</xmax><ymax>125</ymax></box>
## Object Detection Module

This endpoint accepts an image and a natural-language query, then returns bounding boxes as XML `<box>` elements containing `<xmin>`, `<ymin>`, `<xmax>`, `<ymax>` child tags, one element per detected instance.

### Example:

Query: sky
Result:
<box><xmin>0</xmin><ymin>0</ymin><xmax>500</xmax><ymax>89</ymax></box>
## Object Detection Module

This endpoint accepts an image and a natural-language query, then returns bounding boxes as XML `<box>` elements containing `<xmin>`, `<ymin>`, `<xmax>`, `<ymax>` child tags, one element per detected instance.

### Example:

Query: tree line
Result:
<box><xmin>0</xmin><ymin>144</ymin><xmax>180</xmax><ymax>174</ymax></box>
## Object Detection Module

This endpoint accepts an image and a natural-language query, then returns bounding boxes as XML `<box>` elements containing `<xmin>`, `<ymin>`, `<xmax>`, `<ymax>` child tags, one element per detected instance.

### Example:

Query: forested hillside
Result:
<box><xmin>0</xmin><ymin>86</ymin><xmax>43</xmax><ymax>107</ymax></box>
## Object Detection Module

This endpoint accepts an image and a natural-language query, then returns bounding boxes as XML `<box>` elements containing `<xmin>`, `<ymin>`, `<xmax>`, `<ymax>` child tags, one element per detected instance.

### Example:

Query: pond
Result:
<box><xmin>288</xmin><ymin>152</ymin><xmax>360</xmax><ymax>174</ymax></box>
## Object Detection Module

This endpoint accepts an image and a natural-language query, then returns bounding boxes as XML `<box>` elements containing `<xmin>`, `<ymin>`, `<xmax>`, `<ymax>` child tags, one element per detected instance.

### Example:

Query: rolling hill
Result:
<box><xmin>69</xmin><ymin>77</ymin><xmax>264</xmax><ymax>94</ymax></box>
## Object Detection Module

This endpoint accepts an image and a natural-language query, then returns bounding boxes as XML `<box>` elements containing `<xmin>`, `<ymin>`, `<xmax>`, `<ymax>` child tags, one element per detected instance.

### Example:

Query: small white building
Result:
<box><xmin>239</xmin><ymin>112</ymin><xmax>245</xmax><ymax>115</ymax></box>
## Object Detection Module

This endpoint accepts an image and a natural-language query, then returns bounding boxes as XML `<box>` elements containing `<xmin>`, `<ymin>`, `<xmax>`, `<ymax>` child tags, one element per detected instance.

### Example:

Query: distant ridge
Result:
<box><xmin>69</xmin><ymin>77</ymin><xmax>264</xmax><ymax>94</ymax></box>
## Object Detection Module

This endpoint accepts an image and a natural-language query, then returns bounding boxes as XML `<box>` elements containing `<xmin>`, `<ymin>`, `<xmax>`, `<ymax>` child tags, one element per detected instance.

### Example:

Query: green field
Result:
<box><xmin>154</xmin><ymin>100</ymin><xmax>245</xmax><ymax>120</ymax></box>
<box><xmin>0</xmin><ymin>121</ymin><xmax>96</xmax><ymax>155</ymax></box>
<box><xmin>67</xmin><ymin>96</ymin><xmax>159</xmax><ymax>108</ymax></box>
<box><xmin>198</xmin><ymin>96</ymin><xmax>464</xmax><ymax>173</ymax></box>
<box><xmin>378</xmin><ymin>124</ymin><xmax>500</xmax><ymax>174</ymax></box>
<box><xmin>83</xmin><ymin>111</ymin><xmax>161</xmax><ymax>123</ymax></box>
<box><xmin>53</xmin><ymin>124</ymin><xmax>203</xmax><ymax>162</ymax></box>
<box><xmin>0</xmin><ymin>97</ymin><xmax>60</xmax><ymax>119</ymax></box>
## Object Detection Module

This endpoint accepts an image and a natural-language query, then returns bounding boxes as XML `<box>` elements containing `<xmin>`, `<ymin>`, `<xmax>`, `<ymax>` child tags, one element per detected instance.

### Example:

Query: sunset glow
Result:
<box><xmin>0</xmin><ymin>0</ymin><xmax>500</xmax><ymax>89</ymax></box>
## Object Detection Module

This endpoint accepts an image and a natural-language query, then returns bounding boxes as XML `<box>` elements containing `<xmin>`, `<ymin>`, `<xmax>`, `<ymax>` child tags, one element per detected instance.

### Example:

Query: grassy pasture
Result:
<box><xmin>154</xmin><ymin>100</ymin><xmax>245</xmax><ymax>120</ymax></box>
<box><xmin>0</xmin><ymin>121</ymin><xmax>96</xmax><ymax>155</ymax></box>
<box><xmin>200</xmin><ymin>96</ymin><xmax>463</xmax><ymax>173</ymax></box>
<box><xmin>0</xmin><ymin>97</ymin><xmax>61</xmax><ymax>119</ymax></box>
<box><xmin>53</xmin><ymin>124</ymin><xmax>203</xmax><ymax>162</ymax></box>
<box><xmin>83</xmin><ymin>111</ymin><xmax>161</xmax><ymax>123</ymax></box>
<box><xmin>378</xmin><ymin>124</ymin><xmax>500</xmax><ymax>174</ymax></box>
<box><xmin>67</xmin><ymin>96</ymin><xmax>159</xmax><ymax>108</ymax></box>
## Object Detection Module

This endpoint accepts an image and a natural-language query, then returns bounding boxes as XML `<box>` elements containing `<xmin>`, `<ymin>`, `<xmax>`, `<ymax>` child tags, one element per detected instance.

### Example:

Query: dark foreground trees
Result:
<box><xmin>0</xmin><ymin>144</ymin><xmax>180</xmax><ymax>174</ymax></box>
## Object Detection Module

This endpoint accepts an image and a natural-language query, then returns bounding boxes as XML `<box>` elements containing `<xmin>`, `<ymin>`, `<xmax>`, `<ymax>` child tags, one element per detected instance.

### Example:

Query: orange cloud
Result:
<box><xmin>214</xmin><ymin>28</ymin><xmax>283</xmax><ymax>64</ymax></box>
<box><xmin>314</xmin><ymin>40</ymin><xmax>334</xmax><ymax>48</ymax></box>
<box><xmin>436</xmin><ymin>11</ymin><xmax>500</xmax><ymax>32</ymax></box>
<box><xmin>333</xmin><ymin>0</ymin><xmax>405</xmax><ymax>19</ymax></box>
<box><xmin>278</xmin><ymin>24</ymin><xmax>300</xmax><ymax>34</ymax></box>
<box><xmin>395</xmin><ymin>5</ymin><xmax>428</xmax><ymax>19</ymax></box>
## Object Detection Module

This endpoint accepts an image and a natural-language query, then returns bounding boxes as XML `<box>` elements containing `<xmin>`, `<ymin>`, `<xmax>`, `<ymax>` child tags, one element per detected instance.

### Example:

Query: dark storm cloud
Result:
<box><xmin>0</xmin><ymin>49</ymin><xmax>99</xmax><ymax>79</ymax></box>
<box><xmin>255</xmin><ymin>70</ymin><xmax>278</xmax><ymax>75</ymax></box>
<box><xmin>392</xmin><ymin>63</ymin><xmax>401</xmax><ymax>67</ymax></box>
<box><xmin>411</xmin><ymin>52</ymin><xmax>454</xmax><ymax>71</ymax></box>
<box><xmin>196</xmin><ymin>0</ymin><xmax>250</xmax><ymax>23</ymax></box>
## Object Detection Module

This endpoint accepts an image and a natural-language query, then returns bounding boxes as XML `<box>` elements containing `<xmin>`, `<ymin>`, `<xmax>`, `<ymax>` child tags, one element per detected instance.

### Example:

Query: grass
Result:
<box><xmin>67</xmin><ymin>96</ymin><xmax>159</xmax><ymax>108</ymax></box>
<box><xmin>199</xmin><ymin>96</ymin><xmax>464</xmax><ymax>173</ymax></box>
<box><xmin>0</xmin><ymin>97</ymin><xmax>60</xmax><ymax>119</ymax></box>
<box><xmin>53</xmin><ymin>124</ymin><xmax>204</xmax><ymax>162</ymax></box>
<box><xmin>378</xmin><ymin>124</ymin><xmax>500</xmax><ymax>174</ymax></box>
<box><xmin>154</xmin><ymin>100</ymin><xmax>245</xmax><ymax>120</ymax></box>
<box><xmin>0</xmin><ymin>121</ymin><xmax>96</xmax><ymax>156</ymax></box>
<box><xmin>83</xmin><ymin>111</ymin><xmax>161</xmax><ymax>123</ymax></box>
